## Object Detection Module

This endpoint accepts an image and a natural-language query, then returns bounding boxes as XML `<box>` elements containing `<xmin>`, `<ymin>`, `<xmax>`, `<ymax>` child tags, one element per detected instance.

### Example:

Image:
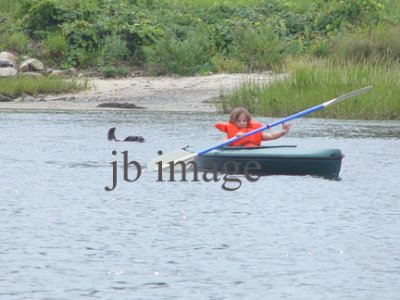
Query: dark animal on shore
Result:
<box><xmin>108</xmin><ymin>127</ymin><xmax>145</xmax><ymax>142</ymax></box>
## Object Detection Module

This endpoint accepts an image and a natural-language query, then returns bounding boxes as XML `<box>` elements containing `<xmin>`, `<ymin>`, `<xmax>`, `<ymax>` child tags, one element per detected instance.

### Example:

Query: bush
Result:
<box><xmin>211</xmin><ymin>53</ymin><xmax>246</xmax><ymax>73</ymax></box>
<box><xmin>100</xmin><ymin>66</ymin><xmax>129</xmax><ymax>78</ymax></box>
<box><xmin>99</xmin><ymin>34</ymin><xmax>129</xmax><ymax>66</ymax></box>
<box><xmin>2</xmin><ymin>0</ymin><xmax>398</xmax><ymax>75</ymax></box>
<box><xmin>144</xmin><ymin>27</ymin><xmax>213</xmax><ymax>75</ymax></box>
<box><xmin>42</xmin><ymin>33</ymin><xmax>68</xmax><ymax>63</ymax></box>
<box><xmin>229</xmin><ymin>24</ymin><xmax>285</xmax><ymax>72</ymax></box>
<box><xmin>332</xmin><ymin>26</ymin><xmax>400</xmax><ymax>64</ymax></box>
<box><xmin>17</xmin><ymin>0</ymin><xmax>67</xmax><ymax>39</ymax></box>
<box><xmin>0</xmin><ymin>32</ymin><xmax>29</xmax><ymax>53</ymax></box>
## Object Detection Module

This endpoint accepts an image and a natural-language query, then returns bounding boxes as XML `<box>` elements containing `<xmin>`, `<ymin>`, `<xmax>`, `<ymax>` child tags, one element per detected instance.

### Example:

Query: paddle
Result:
<box><xmin>147</xmin><ymin>86</ymin><xmax>372</xmax><ymax>171</ymax></box>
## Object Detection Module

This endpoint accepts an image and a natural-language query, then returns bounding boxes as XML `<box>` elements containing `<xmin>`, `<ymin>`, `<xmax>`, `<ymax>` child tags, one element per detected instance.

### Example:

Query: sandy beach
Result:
<box><xmin>0</xmin><ymin>72</ymin><xmax>280</xmax><ymax>112</ymax></box>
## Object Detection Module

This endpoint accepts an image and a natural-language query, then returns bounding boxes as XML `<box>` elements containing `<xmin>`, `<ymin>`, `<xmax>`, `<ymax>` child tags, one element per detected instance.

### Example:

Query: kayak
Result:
<box><xmin>193</xmin><ymin>145</ymin><xmax>343</xmax><ymax>178</ymax></box>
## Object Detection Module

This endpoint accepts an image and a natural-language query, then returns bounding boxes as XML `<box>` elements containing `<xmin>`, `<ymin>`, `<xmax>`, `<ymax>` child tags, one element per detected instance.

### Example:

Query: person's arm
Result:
<box><xmin>262</xmin><ymin>123</ymin><xmax>292</xmax><ymax>141</ymax></box>
<box><xmin>222</xmin><ymin>131</ymin><xmax>245</xmax><ymax>140</ymax></box>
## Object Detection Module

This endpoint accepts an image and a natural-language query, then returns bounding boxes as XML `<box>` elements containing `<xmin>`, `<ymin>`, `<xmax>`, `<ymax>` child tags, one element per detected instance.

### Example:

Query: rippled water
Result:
<box><xmin>1</xmin><ymin>110</ymin><xmax>399</xmax><ymax>299</ymax></box>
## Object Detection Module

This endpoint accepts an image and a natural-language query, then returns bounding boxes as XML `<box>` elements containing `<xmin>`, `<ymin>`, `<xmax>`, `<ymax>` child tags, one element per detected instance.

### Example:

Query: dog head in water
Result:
<box><xmin>108</xmin><ymin>127</ymin><xmax>145</xmax><ymax>142</ymax></box>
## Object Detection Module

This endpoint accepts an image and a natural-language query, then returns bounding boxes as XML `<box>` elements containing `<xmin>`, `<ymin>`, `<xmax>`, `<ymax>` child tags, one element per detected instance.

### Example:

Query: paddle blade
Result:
<box><xmin>323</xmin><ymin>86</ymin><xmax>372</xmax><ymax>107</ymax></box>
<box><xmin>147</xmin><ymin>150</ymin><xmax>197</xmax><ymax>171</ymax></box>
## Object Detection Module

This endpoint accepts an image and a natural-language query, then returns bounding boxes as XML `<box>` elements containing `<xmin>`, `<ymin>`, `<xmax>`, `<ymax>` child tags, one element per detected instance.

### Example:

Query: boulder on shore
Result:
<box><xmin>0</xmin><ymin>93</ymin><xmax>13</xmax><ymax>102</ymax></box>
<box><xmin>0</xmin><ymin>51</ymin><xmax>18</xmax><ymax>67</ymax></box>
<box><xmin>0</xmin><ymin>52</ymin><xmax>46</xmax><ymax>77</ymax></box>
<box><xmin>0</xmin><ymin>67</ymin><xmax>18</xmax><ymax>77</ymax></box>
<box><xmin>20</xmin><ymin>58</ymin><xmax>44</xmax><ymax>72</ymax></box>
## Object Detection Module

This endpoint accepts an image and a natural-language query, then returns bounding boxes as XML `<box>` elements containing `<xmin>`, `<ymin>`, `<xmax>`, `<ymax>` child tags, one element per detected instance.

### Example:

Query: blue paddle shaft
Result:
<box><xmin>197</xmin><ymin>104</ymin><xmax>324</xmax><ymax>156</ymax></box>
<box><xmin>196</xmin><ymin>86</ymin><xmax>372</xmax><ymax>156</ymax></box>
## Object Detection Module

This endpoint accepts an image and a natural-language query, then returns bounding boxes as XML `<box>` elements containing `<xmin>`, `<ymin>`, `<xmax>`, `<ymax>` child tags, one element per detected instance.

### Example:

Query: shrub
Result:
<box><xmin>0</xmin><ymin>32</ymin><xmax>29</xmax><ymax>53</ymax></box>
<box><xmin>332</xmin><ymin>26</ymin><xmax>400</xmax><ymax>64</ymax></box>
<box><xmin>211</xmin><ymin>53</ymin><xmax>246</xmax><ymax>73</ymax></box>
<box><xmin>229</xmin><ymin>24</ymin><xmax>285</xmax><ymax>72</ymax></box>
<box><xmin>144</xmin><ymin>26</ymin><xmax>213</xmax><ymax>75</ymax></box>
<box><xmin>100</xmin><ymin>66</ymin><xmax>129</xmax><ymax>78</ymax></box>
<box><xmin>42</xmin><ymin>33</ymin><xmax>68</xmax><ymax>62</ymax></box>
<box><xmin>63</xmin><ymin>48</ymin><xmax>98</xmax><ymax>68</ymax></box>
<box><xmin>17</xmin><ymin>0</ymin><xmax>67</xmax><ymax>39</ymax></box>
<box><xmin>99</xmin><ymin>34</ymin><xmax>129</xmax><ymax>66</ymax></box>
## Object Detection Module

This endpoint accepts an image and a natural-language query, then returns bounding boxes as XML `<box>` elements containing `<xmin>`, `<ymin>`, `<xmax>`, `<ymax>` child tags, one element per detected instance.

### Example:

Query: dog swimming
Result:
<box><xmin>108</xmin><ymin>127</ymin><xmax>145</xmax><ymax>142</ymax></box>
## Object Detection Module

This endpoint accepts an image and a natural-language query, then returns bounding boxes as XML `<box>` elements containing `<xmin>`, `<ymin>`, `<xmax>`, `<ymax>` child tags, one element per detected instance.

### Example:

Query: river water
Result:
<box><xmin>1</xmin><ymin>110</ymin><xmax>399</xmax><ymax>299</ymax></box>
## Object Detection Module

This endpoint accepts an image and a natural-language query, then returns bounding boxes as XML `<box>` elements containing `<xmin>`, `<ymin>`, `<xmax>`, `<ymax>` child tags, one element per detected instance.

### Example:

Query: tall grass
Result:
<box><xmin>0</xmin><ymin>76</ymin><xmax>88</xmax><ymax>98</ymax></box>
<box><xmin>0</xmin><ymin>0</ymin><xmax>20</xmax><ymax>14</ymax></box>
<box><xmin>219</xmin><ymin>58</ymin><xmax>400</xmax><ymax>120</ymax></box>
<box><xmin>168</xmin><ymin>0</ymin><xmax>328</xmax><ymax>9</ymax></box>
<box><xmin>167</xmin><ymin>0</ymin><xmax>264</xmax><ymax>9</ymax></box>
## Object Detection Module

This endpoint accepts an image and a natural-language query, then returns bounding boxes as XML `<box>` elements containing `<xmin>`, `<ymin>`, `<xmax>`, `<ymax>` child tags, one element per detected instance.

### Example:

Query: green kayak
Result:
<box><xmin>194</xmin><ymin>145</ymin><xmax>343</xmax><ymax>178</ymax></box>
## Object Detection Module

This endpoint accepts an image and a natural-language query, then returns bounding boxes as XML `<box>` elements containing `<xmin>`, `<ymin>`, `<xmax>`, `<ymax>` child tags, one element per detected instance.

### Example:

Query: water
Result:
<box><xmin>1</xmin><ymin>110</ymin><xmax>399</xmax><ymax>299</ymax></box>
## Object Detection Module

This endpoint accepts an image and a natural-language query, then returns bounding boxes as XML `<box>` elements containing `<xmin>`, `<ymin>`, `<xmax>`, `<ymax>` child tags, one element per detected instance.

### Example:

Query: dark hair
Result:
<box><xmin>229</xmin><ymin>107</ymin><xmax>251</xmax><ymax>125</ymax></box>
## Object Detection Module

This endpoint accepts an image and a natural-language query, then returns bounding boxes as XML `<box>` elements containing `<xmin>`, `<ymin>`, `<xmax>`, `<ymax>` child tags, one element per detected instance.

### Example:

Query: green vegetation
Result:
<box><xmin>220</xmin><ymin>58</ymin><xmax>400</xmax><ymax>120</ymax></box>
<box><xmin>220</xmin><ymin>23</ymin><xmax>400</xmax><ymax>120</ymax></box>
<box><xmin>100</xmin><ymin>66</ymin><xmax>129</xmax><ymax>78</ymax></box>
<box><xmin>0</xmin><ymin>0</ymin><xmax>399</xmax><ymax>119</ymax></box>
<box><xmin>0</xmin><ymin>76</ymin><xmax>88</xmax><ymax>98</ymax></box>
<box><xmin>2</xmin><ymin>0</ymin><xmax>397</xmax><ymax>71</ymax></box>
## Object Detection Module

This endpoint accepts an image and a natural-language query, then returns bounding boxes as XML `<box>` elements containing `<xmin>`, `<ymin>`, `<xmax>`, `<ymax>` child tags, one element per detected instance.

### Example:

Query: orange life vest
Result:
<box><xmin>215</xmin><ymin>121</ymin><xmax>263</xmax><ymax>147</ymax></box>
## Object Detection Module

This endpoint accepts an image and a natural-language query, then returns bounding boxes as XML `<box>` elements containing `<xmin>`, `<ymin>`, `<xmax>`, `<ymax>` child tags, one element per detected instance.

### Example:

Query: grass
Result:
<box><xmin>0</xmin><ymin>76</ymin><xmax>88</xmax><ymax>98</ymax></box>
<box><xmin>0</xmin><ymin>0</ymin><xmax>20</xmax><ymax>14</ymax></box>
<box><xmin>168</xmin><ymin>0</ymin><xmax>328</xmax><ymax>8</ymax></box>
<box><xmin>219</xmin><ymin>58</ymin><xmax>400</xmax><ymax>120</ymax></box>
<box><xmin>168</xmin><ymin>0</ymin><xmax>264</xmax><ymax>8</ymax></box>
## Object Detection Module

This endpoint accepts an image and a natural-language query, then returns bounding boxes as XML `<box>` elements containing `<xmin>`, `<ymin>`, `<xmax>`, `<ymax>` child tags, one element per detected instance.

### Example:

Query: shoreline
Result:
<box><xmin>0</xmin><ymin>73</ymin><xmax>280</xmax><ymax>112</ymax></box>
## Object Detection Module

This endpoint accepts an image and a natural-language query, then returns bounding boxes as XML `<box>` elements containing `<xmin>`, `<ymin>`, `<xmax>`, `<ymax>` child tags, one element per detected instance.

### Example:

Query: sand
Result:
<box><xmin>0</xmin><ymin>72</ymin><xmax>281</xmax><ymax>112</ymax></box>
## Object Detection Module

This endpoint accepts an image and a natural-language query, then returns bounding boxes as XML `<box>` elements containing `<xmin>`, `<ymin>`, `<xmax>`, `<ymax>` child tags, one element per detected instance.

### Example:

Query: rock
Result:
<box><xmin>0</xmin><ymin>52</ymin><xmax>18</xmax><ymax>67</ymax></box>
<box><xmin>53</xmin><ymin>97</ymin><xmax>67</xmax><ymax>101</ymax></box>
<box><xmin>19</xmin><ymin>62</ymin><xmax>30</xmax><ymax>72</ymax></box>
<box><xmin>22</xmin><ymin>72</ymin><xmax>42</xmax><ymax>77</ymax></box>
<box><xmin>97</xmin><ymin>102</ymin><xmax>146</xmax><ymax>109</ymax></box>
<box><xmin>67</xmin><ymin>67</ymin><xmax>77</xmax><ymax>74</ymax></box>
<box><xmin>0</xmin><ymin>67</ymin><xmax>18</xmax><ymax>77</ymax></box>
<box><xmin>0</xmin><ymin>60</ymin><xmax>13</xmax><ymax>68</ymax></box>
<box><xmin>21</xmin><ymin>94</ymin><xmax>35</xmax><ymax>102</ymax></box>
<box><xmin>49</xmin><ymin>69</ymin><xmax>67</xmax><ymax>77</ymax></box>
<box><xmin>0</xmin><ymin>93</ymin><xmax>13</xmax><ymax>102</ymax></box>
<box><xmin>21</xmin><ymin>58</ymin><xmax>44</xmax><ymax>72</ymax></box>
<box><xmin>48</xmin><ymin>68</ymin><xmax>78</xmax><ymax>77</ymax></box>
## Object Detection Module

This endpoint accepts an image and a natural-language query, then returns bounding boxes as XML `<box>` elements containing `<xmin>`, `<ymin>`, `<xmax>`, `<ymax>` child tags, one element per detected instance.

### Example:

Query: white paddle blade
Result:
<box><xmin>323</xmin><ymin>86</ymin><xmax>372</xmax><ymax>107</ymax></box>
<box><xmin>146</xmin><ymin>150</ymin><xmax>197</xmax><ymax>172</ymax></box>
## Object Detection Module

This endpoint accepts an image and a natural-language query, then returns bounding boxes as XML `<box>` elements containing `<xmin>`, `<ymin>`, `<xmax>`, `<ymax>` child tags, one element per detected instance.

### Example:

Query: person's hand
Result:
<box><xmin>282</xmin><ymin>123</ymin><xmax>292</xmax><ymax>134</ymax></box>
<box><xmin>236</xmin><ymin>131</ymin><xmax>245</xmax><ymax>138</ymax></box>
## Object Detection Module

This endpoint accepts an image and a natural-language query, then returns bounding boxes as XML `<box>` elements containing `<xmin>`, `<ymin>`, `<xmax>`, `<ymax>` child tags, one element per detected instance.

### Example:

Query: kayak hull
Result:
<box><xmin>194</xmin><ymin>145</ymin><xmax>343</xmax><ymax>178</ymax></box>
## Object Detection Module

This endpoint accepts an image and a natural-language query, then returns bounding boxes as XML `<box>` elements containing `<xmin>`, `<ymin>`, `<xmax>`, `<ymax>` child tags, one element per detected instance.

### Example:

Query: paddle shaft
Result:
<box><xmin>197</xmin><ymin>86</ymin><xmax>372</xmax><ymax>156</ymax></box>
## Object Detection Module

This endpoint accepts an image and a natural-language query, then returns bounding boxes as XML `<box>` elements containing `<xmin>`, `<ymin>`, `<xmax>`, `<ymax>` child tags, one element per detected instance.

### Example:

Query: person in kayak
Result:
<box><xmin>215</xmin><ymin>107</ymin><xmax>292</xmax><ymax>147</ymax></box>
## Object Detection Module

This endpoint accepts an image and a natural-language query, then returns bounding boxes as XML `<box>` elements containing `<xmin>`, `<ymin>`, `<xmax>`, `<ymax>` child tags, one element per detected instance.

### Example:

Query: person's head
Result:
<box><xmin>229</xmin><ymin>107</ymin><xmax>251</xmax><ymax>129</ymax></box>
